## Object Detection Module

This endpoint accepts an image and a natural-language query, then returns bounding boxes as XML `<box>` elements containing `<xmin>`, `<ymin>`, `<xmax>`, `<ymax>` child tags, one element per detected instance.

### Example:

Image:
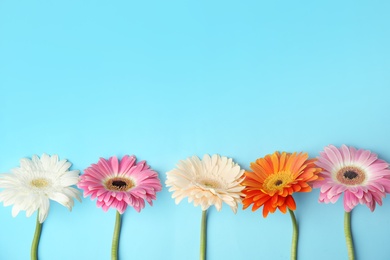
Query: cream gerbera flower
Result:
<box><xmin>167</xmin><ymin>154</ymin><xmax>245</xmax><ymax>260</ymax></box>
<box><xmin>166</xmin><ymin>154</ymin><xmax>245</xmax><ymax>213</ymax></box>
<box><xmin>0</xmin><ymin>154</ymin><xmax>81</xmax><ymax>223</ymax></box>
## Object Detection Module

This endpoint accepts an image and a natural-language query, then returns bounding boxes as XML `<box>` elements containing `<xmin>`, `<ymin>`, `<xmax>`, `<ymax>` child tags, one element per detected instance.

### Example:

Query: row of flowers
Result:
<box><xmin>1</xmin><ymin>144</ymin><xmax>389</xmax><ymax>260</ymax></box>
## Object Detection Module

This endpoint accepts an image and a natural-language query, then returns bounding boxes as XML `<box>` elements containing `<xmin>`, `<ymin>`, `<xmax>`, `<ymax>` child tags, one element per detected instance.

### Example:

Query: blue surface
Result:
<box><xmin>1</xmin><ymin>1</ymin><xmax>390</xmax><ymax>259</ymax></box>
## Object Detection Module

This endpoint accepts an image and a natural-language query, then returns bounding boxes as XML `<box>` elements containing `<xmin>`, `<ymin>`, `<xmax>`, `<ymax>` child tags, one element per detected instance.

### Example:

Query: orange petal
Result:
<box><xmin>242</xmin><ymin>178</ymin><xmax>262</xmax><ymax>188</ymax></box>
<box><xmin>276</xmin><ymin>196</ymin><xmax>286</xmax><ymax>207</ymax></box>
<box><xmin>299</xmin><ymin>186</ymin><xmax>312</xmax><ymax>193</ymax></box>
<box><xmin>291</xmin><ymin>153</ymin><xmax>309</xmax><ymax>175</ymax></box>
<box><xmin>271</xmin><ymin>152</ymin><xmax>280</xmax><ymax>173</ymax></box>
<box><xmin>255</xmin><ymin>194</ymin><xmax>272</xmax><ymax>206</ymax></box>
<box><xmin>285</xmin><ymin>152</ymin><xmax>296</xmax><ymax>172</ymax></box>
<box><xmin>250</xmin><ymin>162</ymin><xmax>269</xmax><ymax>179</ymax></box>
<box><xmin>285</xmin><ymin>195</ymin><xmax>296</xmax><ymax>210</ymax></box>
<box><xmin>279</xmin><ymin>152</ymin><xmax>287</xmax><ymax>171</ymax></box>
<box><xmin>256</xmin><ymin>158</ymin><xmax>273</xmax><ymax>175</ymax></box>
<box><xmin>245</xmin><ymin>170</ymin><xmax>266</xmax><ymax>183</ymax></box>
<box><xmin>279</xmin><ymin>203</ymin><xmax>287</xmax><ymax>213</ymax></box>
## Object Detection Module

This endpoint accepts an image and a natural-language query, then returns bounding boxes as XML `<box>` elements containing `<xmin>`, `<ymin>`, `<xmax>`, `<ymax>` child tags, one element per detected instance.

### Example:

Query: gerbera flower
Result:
<box><xmin>0</xmin><ymin>154</ymin><xmax>81</xmax><ymax>260</ymax></box>
<box><xmin>166</xmin><ymin>154</ymin><xmax>245</xmax><ymax>213</ymax></box>
<box><xmin>242</xmin><ymin>151</ymin><xmax>321</xmax><ymax>217</ymax></box>
<box><xmin>313</xmin><ymin>144</ymin><xmax>390</xmax><ymax>260</ymax></box>
<box><xmin>166</xmin><ymin>154</ymin><xmax>245</xmax><ymax>260</ymax></box>
<box><xmin>0</xmin><ymin>154</ymin><xmax>81</xmax><ymax>223</ymax></box>
<box><xmin>78</xmin><ymin>155</ymin><xmax>162</xmax><ymax>260</ymax></box>
<box><xmin>313</xmin><ymin>144</ymin><xmax>390</xmax><ymax>211</ymax></box>
<box><xmin>78</xmin><ymin>155</ymin><xmax>162</xmax><ymax>213</ymax></box>
<box><xmin>242</xmin><ymin>151</ymin><xmax>321</xmax><ymax>260</ymax></box>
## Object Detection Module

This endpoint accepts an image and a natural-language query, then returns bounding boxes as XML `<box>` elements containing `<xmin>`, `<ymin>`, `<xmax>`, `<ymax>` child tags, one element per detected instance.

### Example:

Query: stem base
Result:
<box><xmin>111</xmin><ymin>211</ymin><xmax>122</xmax><ymax>260</ymax></box>
<box><xmin>344</xmin><ymin>211</ymin><xmax>355</xmax><ymax>260</ymax></box>
<box><xmin>31</xmin><ymin>211</ymin><xmax>42</xmax><ymax>260</ymax></box>
<box><xmin>200</xmin><ymin>210</ymin><xmax>207</xmax><ymax>260</ymax></box>
<box><xmin>288</xmin><ymin>209</ymin><xmax>298</xmax><ymax>260</ymax></box>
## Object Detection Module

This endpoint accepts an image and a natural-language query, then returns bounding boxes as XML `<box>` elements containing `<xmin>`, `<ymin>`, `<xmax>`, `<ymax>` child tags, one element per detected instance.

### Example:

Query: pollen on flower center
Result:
<box><xmin>105</xmin><ymin>177</ymin><xmax>134</xmax><ymax>191</ymax></box>
<box><xmin>263</xmin><ymin>171</ymin><xmax>293</xmax><ymax>192</ymax></box>
<box><xmin>31</xmin><ymin>178</ymin><xmax>49</xmax><ymax>188</ymax></box>
<box><xmin>336</xmin><ymin>166</ymin><xmax>365</xmax><ymax>185</ymax></box>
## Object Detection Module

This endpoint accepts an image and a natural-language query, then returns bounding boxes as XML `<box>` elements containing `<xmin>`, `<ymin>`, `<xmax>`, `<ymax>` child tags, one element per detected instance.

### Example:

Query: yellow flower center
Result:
<box><xmin>105</xmin><ymin>177</ymin><xmax>134</xmax><ymax>191</ymax></box>
<box><xmin>336</xmin><ymin>166</ymin><xmax>365</xmax><ymax>185</ymax></box>
<box><xmin>30</xmin><ymin>178</ymin><xmax>49</xmax><ymax>188</ymax></box>
<box><xmin>263</xmin><ymin>171</ymin><xmax>293</xmax><ymax>192</ymax></box>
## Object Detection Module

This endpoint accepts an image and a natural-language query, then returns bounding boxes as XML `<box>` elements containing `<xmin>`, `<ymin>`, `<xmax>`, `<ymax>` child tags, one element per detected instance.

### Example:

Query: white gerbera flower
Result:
<box><xmin>166</xmin><ymin>154</ymin><xmax>245</xmax><ymax>213</ymax></box>
<box><xmin>0</xmin><ymin>154</ymin><xmax>81</xmax><ymax>223</ymax></box>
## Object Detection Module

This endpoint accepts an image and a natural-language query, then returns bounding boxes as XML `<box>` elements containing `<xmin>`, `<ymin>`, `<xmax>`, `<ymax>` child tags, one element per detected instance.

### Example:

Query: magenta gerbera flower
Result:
<box><xmin>313</xmin><ymin>144</ymin><xmax>390</xmax><ymax>212</ymax></box>
<box><xmin>78</xmin><ymin>155</ymin><xmax>162</xmax><ymax>213</ymax></box>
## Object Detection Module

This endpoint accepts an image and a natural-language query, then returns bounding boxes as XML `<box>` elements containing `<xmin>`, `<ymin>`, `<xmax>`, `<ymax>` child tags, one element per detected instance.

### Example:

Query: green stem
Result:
<box><xmin>200</xmin><ymin>210</ymin><xmax>207</xmax><ymax>260</ymax></box>
<box><xmin>31</xmin><ymin>211</ymin><xmax>42</xmax><ymax>260</ymax></box>
<box><xmin>288</xmin><ymin>209</ymin><xmax>298</xmax><ymax>260</ymax></box>
<box><xmin>111</xmin><ymin>211</ymin><xmax>122</xmax><ymax>260</ymax></box>
<box><xmin>344</xmin><ymin>211</ymin><xmax>355</xmax><ymax>260</ymax></box>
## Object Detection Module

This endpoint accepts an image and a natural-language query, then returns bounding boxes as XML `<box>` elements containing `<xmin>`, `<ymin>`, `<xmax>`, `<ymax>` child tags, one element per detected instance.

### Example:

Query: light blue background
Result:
<box><xmin>1</xmin><ymin>1</ymin><xmax>390</xmax><ymax>259</ymax></box>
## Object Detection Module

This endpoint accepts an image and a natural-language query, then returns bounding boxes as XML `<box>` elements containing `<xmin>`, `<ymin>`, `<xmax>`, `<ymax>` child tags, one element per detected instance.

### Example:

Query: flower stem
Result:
<box><xmin>31</xmin><ymin>211</ymin><xmax>42</xmax><ymax>260</ymax></box>
<box><xmin>344</xmin><ymin>211</ymin><xmax>355</xmax><ymax>260</ymax></box>
<box><xmin>200</xmin><ymin>210</ymin><xmax>207</xmax><ymax>260</ymax></box>
<box><xmin>288</xmin><ymin>209</ymin><xmax>298</xmax><ymax>260</ymax></box>
<box><xmin>111</xmin><ymin>211</ymin><xmax>122</xmax><ymax>260</ymax></box>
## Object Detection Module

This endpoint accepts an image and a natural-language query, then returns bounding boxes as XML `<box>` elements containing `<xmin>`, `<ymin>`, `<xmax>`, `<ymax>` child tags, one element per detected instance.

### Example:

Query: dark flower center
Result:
<box><xmin>112</xmin><ymin>180</ymin><xmax>127</xmax><ymax>189</ymax></box>
<box><xmin>274</xmin><ymin>180</ymin><xmax>283</xmax><ymax>186</ymax></box>
<box><xmin>343</xmin><ymin>171</ymin><xmax>358</xmax><ymax>180</ymax></box>
<box><xmin>105</xmin><ymin>177</ymin><xmax>134</xmax><ymax>191</ymax></box>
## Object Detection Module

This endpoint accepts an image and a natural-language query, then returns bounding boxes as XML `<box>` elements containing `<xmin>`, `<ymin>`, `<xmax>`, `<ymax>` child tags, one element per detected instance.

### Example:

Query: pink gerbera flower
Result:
<box><xmin>313</xmin><ymin>144</ymin><xmax>390</xmax><ymax>259</ymax></box>
<box><xmin>313</xmin><ymin>144</ymin><xmax>390</xmax><ymax>212</ymax></box>
<box><xmin>78</xmin><ymin>155</ymin><xmax>162</xmax><ymax>260</ymax></box>
<box><xmin>78</xmin><ymin>155</ymin><xmax>162</xmax><ymax>213</ymax></box>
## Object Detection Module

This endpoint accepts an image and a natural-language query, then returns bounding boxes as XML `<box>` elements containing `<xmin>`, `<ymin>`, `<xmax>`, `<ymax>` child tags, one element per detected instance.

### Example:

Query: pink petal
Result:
<box><xmin>98</xmin><ymin>158</ymin><xmax>114</xmax><ymax>176</ymax></box>
<box><xmin>315</xmin><ymin>159</ymin><xmax>334</xmax><ymax>175</ymax></box>
<box><xmin>364</xmin><ymin>153</ymin><xmax>379</xmax><ymax>167</ymax></box>
<box><xmin>349</xmin><ymin>146</ymin><xmax>357</xmax><ymax>162</ymax></box>
<box><xmin>109</xmin><ymin>156</ymin><xmax>119</xmax><ymax>174</ymax></box>
<box><xmin>324</xmin><ymin>145</ymin><xmax>343</xmax><ymax>169</ymax></box>
<box><xmin>118</xmin><ymin>155</ymin><xmax>136</xmax><ymax>174</ymax></box>
<box><xmin>366</xmin><ymin>163</ymin><xmax>389</xmax><ymax>174</ymax></box>
<box><xmin>320</xmin><ymin>182</ymin><xmax>333</xmax><ymax>193</ymax></box>
<box><xmin>329</xmin><ymin>193</ymin><xmax>342</xmax><ymax>203</ymax></box>
<box><xmin>341</xmin><ymin>145</ymin><xmax>351</xmax><ymax>166</ymax></box>
<box><xmin>357</xmin><ymin>149</ymin><xmax>371</xmax><ymax>166</ymax></box>
<box><xmin>327</xmin><ymin>185</ymin><xmax>342</xmax><ymax>198</ymax></box>
<box><xmin>344</xmin><ymin>190</ymin><xmax>358</xmax><ymax>211</ymax></box>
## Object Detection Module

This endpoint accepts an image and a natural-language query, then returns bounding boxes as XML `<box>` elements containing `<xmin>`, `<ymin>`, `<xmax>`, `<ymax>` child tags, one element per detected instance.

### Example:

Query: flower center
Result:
<box><xmin>105</xmin><ymin>177</ymin><xmax>134</xmax><ymax>191</ymax></box>
<box><xmin>263</xmin><ymin>171</ymin><xmax>293</xmax><ymax>192</ymax></box>
<box><xmin>199</xmin><ymin>178</ymin><xmax>221</xmax><ymax>189</ymax></box>
<box><xmin>31</xmin><ymin>178</ymin><xmax>49</xmax><ymax>188</ymax></box>
<box><xmin>344</xmin><ymin>171</ymin><xmax>358</xmax><ymax>179</ymax></box>
<box><xmin>336</xmin><ymin>166</ymin><xmax>365</xmax><ymax>185</ymax></box>
<box><xmin>274</xmin><ymin>180</ymin><xmax>283</xmax><ymax>186</ymax></box>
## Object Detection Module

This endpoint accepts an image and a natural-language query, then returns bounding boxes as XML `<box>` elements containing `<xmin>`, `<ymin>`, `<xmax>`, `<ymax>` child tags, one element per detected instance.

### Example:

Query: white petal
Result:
<box><xmin>38</xmin><ymin>198</ymin><xmax>50</xmax><ymax>223</ymax></box>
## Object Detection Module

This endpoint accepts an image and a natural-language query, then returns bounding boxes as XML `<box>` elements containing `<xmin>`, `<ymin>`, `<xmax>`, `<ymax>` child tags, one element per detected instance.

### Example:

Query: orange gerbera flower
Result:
<box><xmin>242</xmin><ymin>151</ymin><xmax>322</xmax><ymax>217</ymax></box>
